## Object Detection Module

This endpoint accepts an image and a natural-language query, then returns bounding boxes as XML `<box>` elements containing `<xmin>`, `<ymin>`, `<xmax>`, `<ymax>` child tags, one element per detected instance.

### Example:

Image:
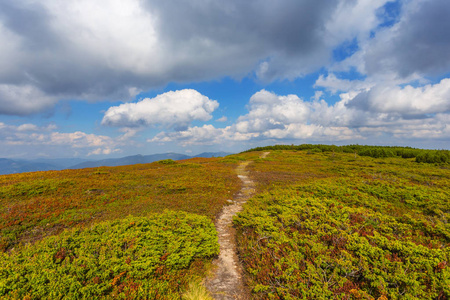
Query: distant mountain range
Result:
<box><xmin>0</xmin><ymin>152</ymin><xmax>232</xmax><ymax>175</ymax></box>
<box><xmin>0</xmin><ymin>158</ymin><xmax>59</xmax><ymax>175</ymax></box>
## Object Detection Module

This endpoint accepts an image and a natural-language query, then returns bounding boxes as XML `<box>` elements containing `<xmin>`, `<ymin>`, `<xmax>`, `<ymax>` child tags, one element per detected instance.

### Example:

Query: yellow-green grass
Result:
<box><xmin>183</xmin><ymin>279</ymin><xmax>214</xmax><ymax>300</ymax></box>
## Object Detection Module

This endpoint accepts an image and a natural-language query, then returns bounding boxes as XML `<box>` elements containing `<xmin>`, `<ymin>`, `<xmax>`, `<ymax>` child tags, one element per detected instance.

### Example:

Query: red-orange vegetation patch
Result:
<box><xmin>0</xmin><ymin>157</ymin><xmax>240</xmax><ymax>251</ymax></box>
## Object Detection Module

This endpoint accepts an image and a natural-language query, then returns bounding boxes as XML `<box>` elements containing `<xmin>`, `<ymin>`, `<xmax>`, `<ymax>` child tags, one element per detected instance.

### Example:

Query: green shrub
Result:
<box><xmin>243</xmin><ymin>144</ymin><xmax>449</xmax><ymax>164</ymax></box>
<box><xmin>0</xmin><ymin>211</ymin><xmax>219</xmax><ymax>300</ymax></box>
<box><xmin>235</xmin><ymin>149</ymin><xmax>450</xmax><ymax>299</ymax></box>
<box><xmin>235</xmin><ymin>190</ymin><xmax>450</xmax><ymax>299</ymax></box>
<box><xmin>416</xmin><ymin>151</ymin><xmax>450</xmax><ymax>164</ymax></box>
<box><xmin>158</xmin><ymin>159</ymin><xmax>177</xmax><ymax>165</ymax></box>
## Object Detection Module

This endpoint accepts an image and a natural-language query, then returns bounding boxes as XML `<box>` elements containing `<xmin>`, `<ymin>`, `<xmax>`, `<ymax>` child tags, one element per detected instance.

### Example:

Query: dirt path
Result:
<box><xmin>205</xmin><ymin>152</ymin><xmax>269</xmax><ymax>299</ymax></box>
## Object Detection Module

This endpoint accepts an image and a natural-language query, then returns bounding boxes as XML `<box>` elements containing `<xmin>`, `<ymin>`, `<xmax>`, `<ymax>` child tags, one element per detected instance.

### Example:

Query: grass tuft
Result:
<box><xmin>183</xmin><ymin>280</ymin><xmax>214</xmax><ymax>300</ymax></box>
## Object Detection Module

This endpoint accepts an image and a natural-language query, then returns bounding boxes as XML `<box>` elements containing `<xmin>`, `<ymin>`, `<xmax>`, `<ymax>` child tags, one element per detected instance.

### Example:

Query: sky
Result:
<box><xmin>0</xmin><ymin>0</ymin><xmax>449</xmax><ymax>159</ymax></box>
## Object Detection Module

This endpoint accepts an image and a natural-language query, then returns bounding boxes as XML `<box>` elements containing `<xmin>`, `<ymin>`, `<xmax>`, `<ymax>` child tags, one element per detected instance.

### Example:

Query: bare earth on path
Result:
<box><xmin>205</xmin><ymin>152</ymin><xmax>270</xmax><ymax>299</ymax></box>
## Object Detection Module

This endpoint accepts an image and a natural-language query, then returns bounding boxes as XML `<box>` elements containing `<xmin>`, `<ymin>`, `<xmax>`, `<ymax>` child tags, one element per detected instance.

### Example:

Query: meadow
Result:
<box><xmin>0</xmin><ymin>158</ymin><xmax>241</xmax><ymax>299</ymax></box>
<box><xmin>234</xmin><ymin>149</ymin><xmax>449</xmax><ymax>299</ymax></box>
<box><xmin>0</xmin><ymin>146</ymin><xmax>449</xmax><ymax>299</ymax></box>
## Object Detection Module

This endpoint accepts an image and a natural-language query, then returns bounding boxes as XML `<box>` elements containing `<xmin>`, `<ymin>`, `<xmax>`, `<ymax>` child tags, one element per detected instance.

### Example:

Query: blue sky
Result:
<box><xmin>0</xmin><ymin>0</ymin><xmax>449</xmax><ymax>159</ymax></box>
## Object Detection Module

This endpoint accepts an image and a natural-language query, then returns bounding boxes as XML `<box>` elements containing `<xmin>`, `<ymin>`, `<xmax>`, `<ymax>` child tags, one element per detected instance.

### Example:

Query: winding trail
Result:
<box><xmin>205</xmin><ymin>152</ymin><xmax>269</xmax><ymax>299</ymax></box>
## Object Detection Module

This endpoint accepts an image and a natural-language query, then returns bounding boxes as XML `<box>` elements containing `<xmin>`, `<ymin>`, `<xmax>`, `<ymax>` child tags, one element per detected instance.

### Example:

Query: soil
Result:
<box><xmin>205</xmin><ymin>152</ymin><xmax>269</xmax><ymax>299</ymax></box>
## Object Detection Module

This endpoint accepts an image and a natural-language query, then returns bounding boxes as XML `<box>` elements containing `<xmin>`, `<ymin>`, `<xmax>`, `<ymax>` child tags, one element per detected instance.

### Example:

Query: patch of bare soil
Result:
<box><xmin>205</xmin><ymin>152</ymin><xmax>269</xmax><ymax>299</ymax></box>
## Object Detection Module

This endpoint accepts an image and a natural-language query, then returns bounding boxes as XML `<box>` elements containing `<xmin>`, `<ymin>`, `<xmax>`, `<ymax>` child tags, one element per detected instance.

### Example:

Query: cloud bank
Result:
<box><xmin>0</xmin><ymin>122</ymin><xmax>120</xmax><ymax>157</ymax></box>
<box><xmin>0</xmin><ymin>0</ymin><xmax>393</xmax><ymax>115</ymax></box>
<box><xmin>150</xmin><ymin>87</ymin><xmax>449</xmax><ymax>146</ymax></box>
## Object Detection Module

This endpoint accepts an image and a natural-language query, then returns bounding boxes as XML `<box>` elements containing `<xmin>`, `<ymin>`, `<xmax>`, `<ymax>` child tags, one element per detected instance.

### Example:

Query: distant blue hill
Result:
<box><xmin>0</xmin><ymin>158</ymin><xmax>60</xmax><ymax>175</ymax></box>
<box><xmin>28</xmin><ymin>158</ymin><xmax>90</xmax><ymax>169</ymax></box>
<box><xmin>70</xmin><ymin>152</ymin><xmax>233</xmax><ymax>169</ymax></box>
<box><xmin>194</xmin><ymin>152</ymin><xmax>232</xmax><ymax>158</ymax></box>
<box><xmin>69</xmin><ymin>153</ymin><xmax>192</xmax><ymax>169</ymax></box>
<box><xmin>0</xmin><ymin>152</ymin><xmax>232</xmax><ymax>175</ymax></box>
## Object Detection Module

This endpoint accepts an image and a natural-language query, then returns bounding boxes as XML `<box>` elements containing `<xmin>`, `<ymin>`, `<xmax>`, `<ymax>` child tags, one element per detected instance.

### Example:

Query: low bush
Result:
<box><xmin>0</xmin><ymin>211</ymin><xmax>219</xmax><ymax>299</ymax></box>
<box><xmin>235</xmin><ymin>150</ymin><xmax>450</xmax><ymax>299</ymax></box>
<box><xmin>243</xmin><ymin>144</ymin><xmax>449</xmax><ymax>164</ymax></box>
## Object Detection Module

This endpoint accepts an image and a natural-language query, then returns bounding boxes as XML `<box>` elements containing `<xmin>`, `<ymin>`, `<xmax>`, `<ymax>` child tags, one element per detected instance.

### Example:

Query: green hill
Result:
<box><xmin>0</xmin><ymin>157</ymin><xmax>240</xmax><ymax>299</ymax></box>
<box><xmin>235</xmin><ymin>148</ymin><xmax>449</xmax><ymax>299</ymax></box>
<box><xmin>0</xmin><ymin>146</ymin><xmax>449</xmax><ymax>299</ymax></box>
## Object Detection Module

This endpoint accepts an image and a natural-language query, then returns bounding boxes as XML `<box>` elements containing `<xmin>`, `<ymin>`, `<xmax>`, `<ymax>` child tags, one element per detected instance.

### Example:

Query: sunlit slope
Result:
<box><xmin>235</xmin><ymin>150</ymin><xmax>450</xmax><ymax>299</ymax></box>
<box><xmin>2</xmin><ymin>148</ymin><xmax>449</xmax><ymax>299</ymax></box>
<box><xmin>0</xmin><ymin>157</ymin><xmax>241</xmax><ymax>299</ymax></box>
<box><xmin>0</xmin><ymin>157</ymin><xmax>240</xmax><ymax>252</ymax></box>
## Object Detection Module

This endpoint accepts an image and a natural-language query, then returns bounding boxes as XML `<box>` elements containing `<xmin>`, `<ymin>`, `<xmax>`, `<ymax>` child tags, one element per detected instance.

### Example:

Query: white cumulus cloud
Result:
<box><xmin>102</xmin><ymin>89</ymin><xmax>219</xmax><ymax>130</ymax></box>
<box><xmin>314</xmin><ymin>73</ymin><xmax>373</xmax><ymax>94</ymax></box>
<box><xmin>235</xmin><ymin>90</ymin><xmax>311</xmax><ymax>133</ymax></box>
<box><xmin>151</xmin><ymin>90</ymin><xmax>363</xmax><ymax>144</ymax></box>
<box><xmin>347</xmin><ymin>78</ymin><xmax>450</xmax><ymax>115</ymax></box>
<box><xmin>149</xmin><ymin>88</ymin><xmax>450</xmax><ymax>146</ymax></box>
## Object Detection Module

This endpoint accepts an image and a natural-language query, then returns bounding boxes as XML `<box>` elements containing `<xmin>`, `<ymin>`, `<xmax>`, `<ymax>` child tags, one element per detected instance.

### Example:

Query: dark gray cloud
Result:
<box><xmin>0</xmin><ymin>0</ymin><xmax>402</xmax><ymax>116</ymax></box>
<box><xmin>147</xmin><ymin>1</ymin><xmax>334</xmax><ymax>54</ymax></box>
<box><xmin>365</xmin><ymin>0</ymin><xmax>450</xmax><ymax>78</ymax></box>
<box><xmin>143</xmin><ymin>0</ymin><xmax>339</xmax><ymax>81</ymax></box>
<box><xmin>0</xmin><ymin>0</ymin><xmax>362</xmax><ymax>116</ymax></box>
<box><xmin>0</xmin><ymin>1</ymin><xmax>58</xmax><ymax>50</ymax></box>
<box><xmin>346</xmin><ymin>90</ymin><xmax>371</xmax><ymax>111</ymax></box>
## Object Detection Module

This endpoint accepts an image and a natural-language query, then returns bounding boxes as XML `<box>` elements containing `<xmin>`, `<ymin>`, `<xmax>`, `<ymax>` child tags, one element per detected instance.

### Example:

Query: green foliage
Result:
<box><xmin>157</xmin><ymin>159</ymin><xmax>177</xmax><ymax>165</ymax></box>
<box><xmin>235</xmin><ymin>150</ymin><xmax>450</xmax><ymax>299</ymax></box>
<box><xmin>358</xmin><ymin>148</ymin><xmax>395</xmax><ymax>158</ymax></box>
<box><xmin>0</xmin><ymin>211</ymin><xmax>219</xmax><ymax>299</ymax></box>
<box><xmin>243</xmin><ymin>144</ymin><xmax>449</xmax><ymax>164</ymax></box>
<box><xmin>0</xmin><ymin>179</ymin><xmax>73</xmax><ymax>198</ymax></box>
<box><xmin>0</xmin><ymin>158</ymin><xmax>240</xmax><ymax>251</ymax></box>
<box><xmin>236</xmin><ymin>194</ymin><xmax>450</xmax><ymax>299</ymax></box>
<box><xmin>2</xmin><ymin>146</ymin><xmax>449</xmax><ymax>299</ymax></box>
<box><xmin>416</xmin><ymin>150</ymin><xmax>450</xmax><ymax>164</ymax></box>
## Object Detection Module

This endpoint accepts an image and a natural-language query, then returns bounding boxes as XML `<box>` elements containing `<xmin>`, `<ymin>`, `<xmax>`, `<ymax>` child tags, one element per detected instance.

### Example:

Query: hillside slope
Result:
<box><xmin>0</xmin><ymin>156</ymin><xmax>241</xmax><ymax>299</ymax></box>
<box><xmin>0</xmin><ymin>152</ymin><xmax>233</xmax><ymax>175</ymax></box>
<box><xmin>234</xmin><ymin>150</ymin><xmax>450</xmax><ymax>299</ymax></box>
<box><xmin>69</xmin><ymin>153</ymin><xmax>191</xmax><ymax>169</ymax></box>
<box><xmin>1</xmin><ymin>147</ymin><xmax>449</xmax><ymax>299</ymax></box>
